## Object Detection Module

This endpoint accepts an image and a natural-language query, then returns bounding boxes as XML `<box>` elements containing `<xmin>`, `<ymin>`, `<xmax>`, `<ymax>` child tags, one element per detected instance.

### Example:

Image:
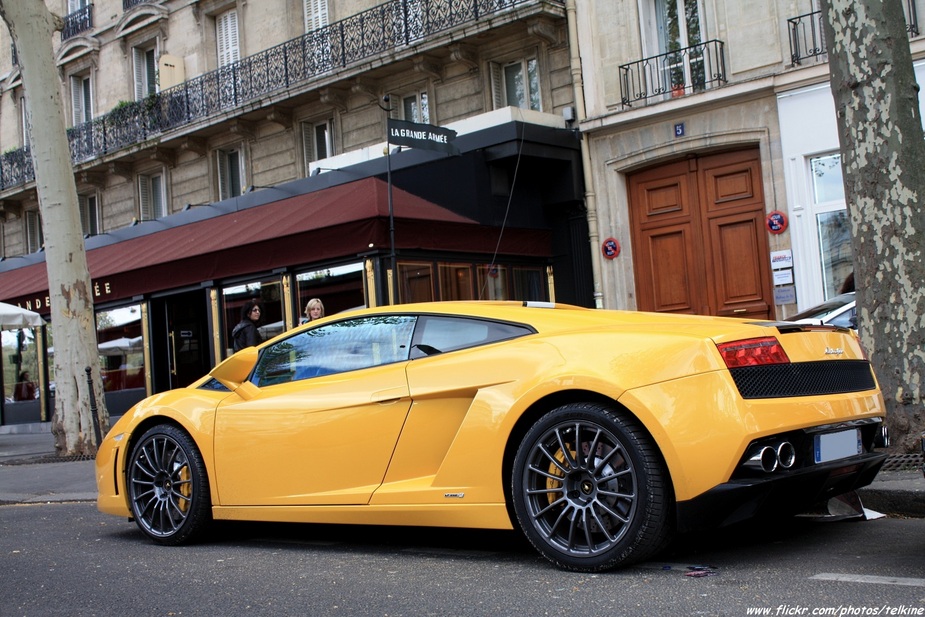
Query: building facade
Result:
<box><xmin>0</xmin><ymin>0</ymin><xmax>588</xmax><ymax>423</ymax></box>
<box><xmin>575</xmin><ymin>0</ymin><xmax>925</xmax><ymax>317</ymax></box>
<box><xmin>2</xmin><ymin>0</ymin><xmax>924</xmax><ymax>425</ymax></box>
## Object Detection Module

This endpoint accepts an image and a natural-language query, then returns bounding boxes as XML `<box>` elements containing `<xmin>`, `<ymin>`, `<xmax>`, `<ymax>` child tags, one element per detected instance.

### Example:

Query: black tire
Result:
<box><xmin>127</xmin><ymin>424</ymin><xmax>212</xmax><ymax>545</ymax></box>
<box><xmin>511</xmin><ymin>402</ymin><xmax>673</xmax><ymax>571</ymax></box>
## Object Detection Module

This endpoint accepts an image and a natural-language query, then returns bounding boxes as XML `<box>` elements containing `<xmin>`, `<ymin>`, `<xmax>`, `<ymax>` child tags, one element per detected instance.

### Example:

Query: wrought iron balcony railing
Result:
<box><xmin>619</xmin><ymin>40</ymin><xmax>726</xmax><ymax>108</ymax></box>
<box><xmin>0</xmin><ymin>0</ymin><xmax>557</xmax><ymax>192</ymax></box>
<box><xmin>123</xmin><ymin>0</ymin><xmax>156</xmax><ymax>10</ymax></box>
<box><xmin>62</xmin><ymin>4</ymin><xmax>94</xmax><ymax>41</ymax></box>
<box><xmin>789</xmin><ymin>2</ymin><xmax>919</xmax><ymax>66</ymax></box>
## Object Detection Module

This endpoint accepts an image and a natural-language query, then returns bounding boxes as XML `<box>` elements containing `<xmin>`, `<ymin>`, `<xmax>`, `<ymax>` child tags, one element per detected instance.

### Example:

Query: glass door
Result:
<box><xmin>149</xmin><ymin>290</ymin><xmax>212</xmax><ymax>393</ymax></box>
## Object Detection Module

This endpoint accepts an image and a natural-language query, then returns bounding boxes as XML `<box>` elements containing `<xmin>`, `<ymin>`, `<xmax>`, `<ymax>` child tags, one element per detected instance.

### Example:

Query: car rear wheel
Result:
<box><xmin>127</xmin><ymin>425</ymin><xmax>211</xmax><ymax>545</ymax></box>
<box><xmin>512</xmin><ymin>402</ymin><xmax>673</xmax><ymax>571</ymax></box>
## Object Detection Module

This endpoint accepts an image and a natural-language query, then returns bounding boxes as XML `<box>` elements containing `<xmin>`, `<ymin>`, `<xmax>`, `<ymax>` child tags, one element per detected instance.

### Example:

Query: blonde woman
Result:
<box><xmin>301</xmin><ymin>298</ymin><xmax>325</xmax><ymax>324</ymax></box>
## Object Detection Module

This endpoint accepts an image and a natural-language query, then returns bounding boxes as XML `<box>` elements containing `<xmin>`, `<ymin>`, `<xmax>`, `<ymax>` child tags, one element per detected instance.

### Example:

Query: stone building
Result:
<box><xmin>0</xmin><ymin>0</ymin><xmax>586</xmax><ymax>422</ymax></box>
<box><xmin>2</xmin><ymin>0</ymin><xmax>924</xmax><ymax>425</ymax></box>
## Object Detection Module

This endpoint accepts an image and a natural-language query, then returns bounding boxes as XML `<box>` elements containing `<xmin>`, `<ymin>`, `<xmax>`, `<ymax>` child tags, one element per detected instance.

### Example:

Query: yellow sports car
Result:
<box><xmin>96</xmin><ymin>301</ymin><xmax>887</xmax><ymax>571</ymax></box>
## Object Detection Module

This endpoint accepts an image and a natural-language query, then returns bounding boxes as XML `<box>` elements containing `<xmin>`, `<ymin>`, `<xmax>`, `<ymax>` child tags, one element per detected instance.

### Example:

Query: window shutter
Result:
<box><xmin>133</xmin><ymin>48</ymin><xmax>146</xmax><ymax>101</ymax></box>
<box><xmin>151</xmin><ymin>174</ymin><xmax>165</xmax><ymax>218</ymax></box>
<box><xmin>489</xmin><ymin>62</ymin><xmax>504</xmax><ymax>109</ymax></box>
<box><xmin>70</xmin><ymin>76</ymin><xmax>85</xmax><ymax>126</ymax></box>
<box><xmin>21</xmin><ymin>100</ymin><xmax>29</xmax><ymax>148</ymax></box>
<box><xmin>139</xmin><ymin>176</ymin><xmax>152</xmax><ymax>220</ymax></box>
<box><xmin>304</xmin><ymin>0</ymin><xmax>329</xmax><ymax>32</ymax></box>
<box><xmin>78</xmin><ymin>195</ymin><xmax>89</xmax><ymax>233</ymax></box>
<box><xmin>217</xmin><ymin>151</ymin><xmax>230</xmax><ymax>199</ymax></box>
<box><xmin>145</xmin><ymin>48</ymin><xmax>158</xmax><ymax>96</ymax></box>
<box><xmin>25</xmin><ymin>210</ymin><xmax>42</xmax><ymax>253</ymax></box>
<box><xmin>217</xmin><ymin>10</ymin><xmax>240</xmax><ymax>67</ymax></box>
<box><xmin>301</xmin><ymin>122</ymin><xmax>315</xmax><ymax>166</ymax></box>
<box><xmin>83</xmin><ymin>77</ymin><xmax>93</xmax><ymax>121</ymax></box>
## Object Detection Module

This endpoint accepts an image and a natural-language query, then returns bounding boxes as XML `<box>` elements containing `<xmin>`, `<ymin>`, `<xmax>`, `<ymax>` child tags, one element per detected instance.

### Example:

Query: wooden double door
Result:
<box><xmin>628</xmin><ymin>149</ymin><xmax>774</xmax><ymax>319</ymax></box>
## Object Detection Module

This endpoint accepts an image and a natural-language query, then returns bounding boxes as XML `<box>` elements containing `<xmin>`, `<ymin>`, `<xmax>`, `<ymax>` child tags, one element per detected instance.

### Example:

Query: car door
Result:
<box><xmin>213</xmin><ymin>315</ymin><xmax>416</xmax><ymax>506</ymax></box>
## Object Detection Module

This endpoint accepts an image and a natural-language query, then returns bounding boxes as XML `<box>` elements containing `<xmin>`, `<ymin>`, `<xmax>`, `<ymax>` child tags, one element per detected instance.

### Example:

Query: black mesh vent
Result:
<box><xmin>729</xmin><ymin>360</ymin><xmax>876</xmax><ymax>399</ymax></box>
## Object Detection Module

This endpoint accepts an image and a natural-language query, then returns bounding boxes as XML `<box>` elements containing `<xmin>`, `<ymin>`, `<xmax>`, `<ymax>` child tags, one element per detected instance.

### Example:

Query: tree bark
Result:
<box><xmin>0</xmin><ymin>1</ymin><xmax>109</xmax><ymax>455</ymax></box>
<box><xmin>821</xmin><ymin>0</ymin><xmax>925</xmax><ymax>452</ymax></box>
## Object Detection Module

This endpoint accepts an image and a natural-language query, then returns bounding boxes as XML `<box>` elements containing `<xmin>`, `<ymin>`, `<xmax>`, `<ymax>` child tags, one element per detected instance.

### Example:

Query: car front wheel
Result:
<box><xmin>512</xmin><ymin>402</ymin><xmax>673</xmax><ymax>571</ymax></box>
<box><xmin>127</xmin><ymin>424</ymin><xmax>211</xmax><ymax>545</ymax></box>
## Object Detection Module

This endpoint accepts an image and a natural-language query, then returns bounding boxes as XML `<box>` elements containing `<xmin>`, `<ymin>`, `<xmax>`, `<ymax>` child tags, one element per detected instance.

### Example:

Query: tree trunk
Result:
<box><xmin>0</xmin><ymin>1</ymin><xmax>109</xmax><ymax>455</ymax></box>
<box><xmin>821</xmin><ymin>0</ymin><xmax>925</xmax><ymax>452</ymax></box>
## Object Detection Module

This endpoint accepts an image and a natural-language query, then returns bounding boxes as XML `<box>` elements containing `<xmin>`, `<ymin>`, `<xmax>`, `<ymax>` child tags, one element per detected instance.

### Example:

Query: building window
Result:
<box><xmin>78</xmin><ymin>194</ymin><xmax>100</xmax><ymax>236</ymax></box>
<box><xmin>216</xmin><ymin>9</ymin><xmax>240</xmax><ymax>67</ymax></box>
<box><xmin>70</xmin><ymin>74</ymin><xmax>93</xmax><ymax>125</ymax></box>
<box><xmin>20</xmin><ymin>97</ymin><xmax>29</xmax><ymax>149</ymax></box>
<box><xmin>490</xmin><ymin>58</ymin><xmax>541</xmax><ymax>111</ymax></box>
<box><xmin>304</xmin><ymin>0</ymin><xmax>328</xmax><ymax>32</ymax></box>
<box><xmin>25</xmin><ymin>210</ymin><xmax>43</xmax><ymax>253</ymax></box>
<box><xmin>400</xmin><ymin>91</ymin><xmax>429</xmax><ymax>123</ymax></box>
<box><xmin>810</xmin><ymin>154</ymin><xmax>852</xmax><ymax>300</ymax></box>
<box><xmin>139</xmin><ymin>172</ymin><xmax>166</xmax><ymax>220</ymax></box>
<box><xmin>641</xmin><ymin>0</ymin><xmax>706</xmax><ymax>92</ymax></box>
<box><xmin>217</xmin><ymin>147</ymin><xmax>245</xmax><ymax>199</ymax></box>
<box><xmin>133</xmin><ymin>45</ymin><xmax>158</xmax><ymax>101</ymax></box>
<box><xmin>301</xmin><ymin>119</ymin><xmax>334</xmax><ymax>170</ymax></box>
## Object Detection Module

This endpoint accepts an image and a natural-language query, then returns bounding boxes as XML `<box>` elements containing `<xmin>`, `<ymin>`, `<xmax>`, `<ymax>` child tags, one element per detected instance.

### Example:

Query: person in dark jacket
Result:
<box><xmin>231</xmin><ymin>300</ymin><xmax>263</xmax><ymax>352</ymax></box>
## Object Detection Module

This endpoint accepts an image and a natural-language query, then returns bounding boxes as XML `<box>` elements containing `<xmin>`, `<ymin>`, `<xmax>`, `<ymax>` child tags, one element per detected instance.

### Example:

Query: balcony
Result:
<box><xmin>619</xmin><ymin>40</ymin><xmax>726</xmax><ymax>108</ymax></box>
<box><xmin>62</xmin><ymin>4</ymin><xmax>94</xmax><ymax>41</ymax></box>
<box><xmin>0</xmin><ymin>0</ymin><xmax>562</xmax><ymax>192</ymax></box>
<box><xmin>789</xmin><ymin>2</ymin><xmax>919</xmax><ymax>66</ymax></box>
<box><xmin>123</xmin><ymin>0</ymin><xmax>156</xmax><ymax>9</ymax></box>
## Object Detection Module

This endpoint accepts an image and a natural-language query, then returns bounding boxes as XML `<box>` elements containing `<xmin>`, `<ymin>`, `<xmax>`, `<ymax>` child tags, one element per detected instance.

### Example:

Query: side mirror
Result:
<box><xmin>210</xmin><ymin>348</ymin><xmax>260</xmax><ymax>399</ymax></box>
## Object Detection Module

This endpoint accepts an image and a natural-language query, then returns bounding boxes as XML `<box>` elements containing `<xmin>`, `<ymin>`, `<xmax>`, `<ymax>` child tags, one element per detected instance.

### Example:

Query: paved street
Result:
<box><xmin>2</xmin><ymin>501</ymin><xmax>924</xmax><ymax>617</ymax></box>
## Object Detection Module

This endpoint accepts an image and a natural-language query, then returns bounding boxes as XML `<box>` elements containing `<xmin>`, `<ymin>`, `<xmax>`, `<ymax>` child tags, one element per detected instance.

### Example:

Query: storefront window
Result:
<box><xmin>96</xmin><ymin>305</ymin><xmax>145</xmax><ymax>393</ymax></box>
<box><xmin>439</xmin><ymin>263</ymin><xmax>475</xmax><ymax>300</ymax></box>
<box><xmin>295</xmin><ymin>262</ymin><xmax>365</xmax><ymax>323</ymax></box>
<box><xmin>811</xmin><ymin>154</ymin><xmax>845</xmax><ymax>204</ymax></box>
<box><xmin>398</xmin><ymin>261</ymin><xmax>435</xmax><ymax>303</ymax></box>
<box><xmin>816</xmin><ymin>210</ymin><xmax>853</xmax><ymax>299</ymax></box>
<box><xmin>512</xmin><ymin>266</ymin><xmax>546</xmax><ymax>301</ymax></box>
<box><xmin>477</xmin><ymin>264</ymin><xmax>509</xmax><ymax>300</ymax></box>
<box><xmin>811</xmin><ymin>154</ymin><xmax>852</xmax><ymax>299</ymax></box>
<box><xmin>222</xmin><ymin>277</ymin><xmax>284</xmax><ymax>355</ymax></box>
<box><xmin>2</xmin><ymin>327</ymin><xmax>40</xmax><ymax>404</ymax></box>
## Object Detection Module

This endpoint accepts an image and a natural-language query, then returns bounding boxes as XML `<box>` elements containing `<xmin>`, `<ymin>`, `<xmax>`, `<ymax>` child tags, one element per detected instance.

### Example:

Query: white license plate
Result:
<box><xmin>814</xmin><ymin>428</ymin><xmax>861</xmax><ymax>464</ymax></box>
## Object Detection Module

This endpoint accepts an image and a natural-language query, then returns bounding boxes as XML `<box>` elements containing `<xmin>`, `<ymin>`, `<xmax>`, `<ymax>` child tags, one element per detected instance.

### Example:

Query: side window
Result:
<box><xmin>410</xmin><ymin>316</ymin><xmax>534</xmax><ymax>358</ymax></box>
<box><xmin>252</xmin><ymin>315</ymin><xmax>416</xmax><ymax>386</ymax></box>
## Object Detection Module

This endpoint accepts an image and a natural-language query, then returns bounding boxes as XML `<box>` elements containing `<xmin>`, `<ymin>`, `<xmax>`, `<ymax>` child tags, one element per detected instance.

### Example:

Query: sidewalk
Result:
<box><xmin>1</xmin><ymin>423</ymin><xmax>923</xmax><ymax>517</ymax></box>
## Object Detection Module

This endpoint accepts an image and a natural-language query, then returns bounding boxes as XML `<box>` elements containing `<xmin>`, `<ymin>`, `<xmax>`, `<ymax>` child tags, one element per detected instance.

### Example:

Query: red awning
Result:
<box><xmin>0</xmin><ymin>177</ymin><xmax>550</xmax><ymax>307</ymax></box>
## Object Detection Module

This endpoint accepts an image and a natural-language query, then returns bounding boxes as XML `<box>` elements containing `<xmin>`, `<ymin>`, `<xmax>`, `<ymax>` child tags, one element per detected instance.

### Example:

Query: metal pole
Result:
<box><xmin>387</xmin><ymin>143</ymin><xmax>398</xmax><ymax>304</ymax></box>
<box><xmin>85</xmin><ymin>366</ymin><xmax>102</xmax><ymax>445</ymax></box>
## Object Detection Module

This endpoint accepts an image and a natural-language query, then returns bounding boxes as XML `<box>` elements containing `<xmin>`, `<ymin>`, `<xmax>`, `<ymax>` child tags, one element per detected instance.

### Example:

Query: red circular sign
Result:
<box><xmin>766</xmin><ymin>210</ymin><xmax>788</xmax><ymax>234</ymax></box>
<box><xmin>602</xmin><ymin>237</ymin><xmax>621</xmax><ymax>259</ymax></box>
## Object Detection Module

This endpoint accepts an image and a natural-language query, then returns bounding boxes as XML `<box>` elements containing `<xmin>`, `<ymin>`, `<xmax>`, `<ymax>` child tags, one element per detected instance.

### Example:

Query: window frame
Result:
<box><xmin>25</xmin><ymin>209</ymin><xmax>43</xmax><ymax>253</ymax></box>
<box><xmin>217</xmin><ymin>146</ymin><xmax>246</xmax><ymax>200</ymax></box>
<box><xmin>490</xmin><ymin>56</ymin><xmax>541</xmax><ymax>111</ymax></box>
<box><xmin>301</xmin><ymin>118</ymin><xmax>335</xmax><ymax>172</ymax></box>
<box><xmin>216</xmin><ymin>8</ymin><xmax>240</xmax><ymax>68</ymax></box>
<box><xmin>138</xmin><ymin>171</ymin><xmax>167</xmax><ymax>221</ymax></box>
<box><xmin>132</xmin><ymin>44</ymin><xmax>158</xmax><ymax>101</ymax></box>
<box><xmin>78</xmin><ymin>193</ymin><xmax>101</xmax><ymax>236</ymax></box>
<box><xmin>70</xmin><ymin>73</ymin><xmax>93</xmax><ymax>126</ymax></box>
<box><xmin>303</xmin><ymin>0</ymin><xmax>329</xmax><ymax>32</ymax></box>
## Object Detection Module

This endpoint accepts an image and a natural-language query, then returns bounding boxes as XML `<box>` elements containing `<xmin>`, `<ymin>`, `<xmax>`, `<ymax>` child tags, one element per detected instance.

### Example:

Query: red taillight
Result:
<box><xmin>717</xmin><ymin>337</ymin><xmax>790</xmax><ymax>368</ymax></box>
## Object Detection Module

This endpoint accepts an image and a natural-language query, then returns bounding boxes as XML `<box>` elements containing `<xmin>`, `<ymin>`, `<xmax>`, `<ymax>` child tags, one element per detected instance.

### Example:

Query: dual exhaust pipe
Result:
<box><xmin>745</xmin><ymin>441</ymin><xmax>796</xmax><ymax>473</ymax></box>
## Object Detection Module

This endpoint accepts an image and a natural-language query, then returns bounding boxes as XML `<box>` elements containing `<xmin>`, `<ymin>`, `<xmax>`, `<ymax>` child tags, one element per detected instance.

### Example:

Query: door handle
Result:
<box><xmin>168</xmin><ymin>331</ymin><xmax>177</xmax><ymax>376</ymax></box>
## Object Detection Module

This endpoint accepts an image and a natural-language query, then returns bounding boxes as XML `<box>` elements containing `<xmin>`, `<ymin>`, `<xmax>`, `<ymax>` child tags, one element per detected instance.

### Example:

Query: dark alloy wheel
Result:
<box><xmin>512</xmin><ymin>402</ymin><xmax>673</xmax><ymax>571</ymax></box>
<box><xmin>127</xmin><ymin>424</ymin><xmax>211</xmax><ymax>545</ymax></box>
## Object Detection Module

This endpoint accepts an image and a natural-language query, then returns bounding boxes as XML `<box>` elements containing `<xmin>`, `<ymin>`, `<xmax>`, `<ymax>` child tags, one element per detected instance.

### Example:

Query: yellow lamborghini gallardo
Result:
<box><xmin>96</xmin><ymin>301</ymin><xmax>887</xmax><ymax>571</ymax></box>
